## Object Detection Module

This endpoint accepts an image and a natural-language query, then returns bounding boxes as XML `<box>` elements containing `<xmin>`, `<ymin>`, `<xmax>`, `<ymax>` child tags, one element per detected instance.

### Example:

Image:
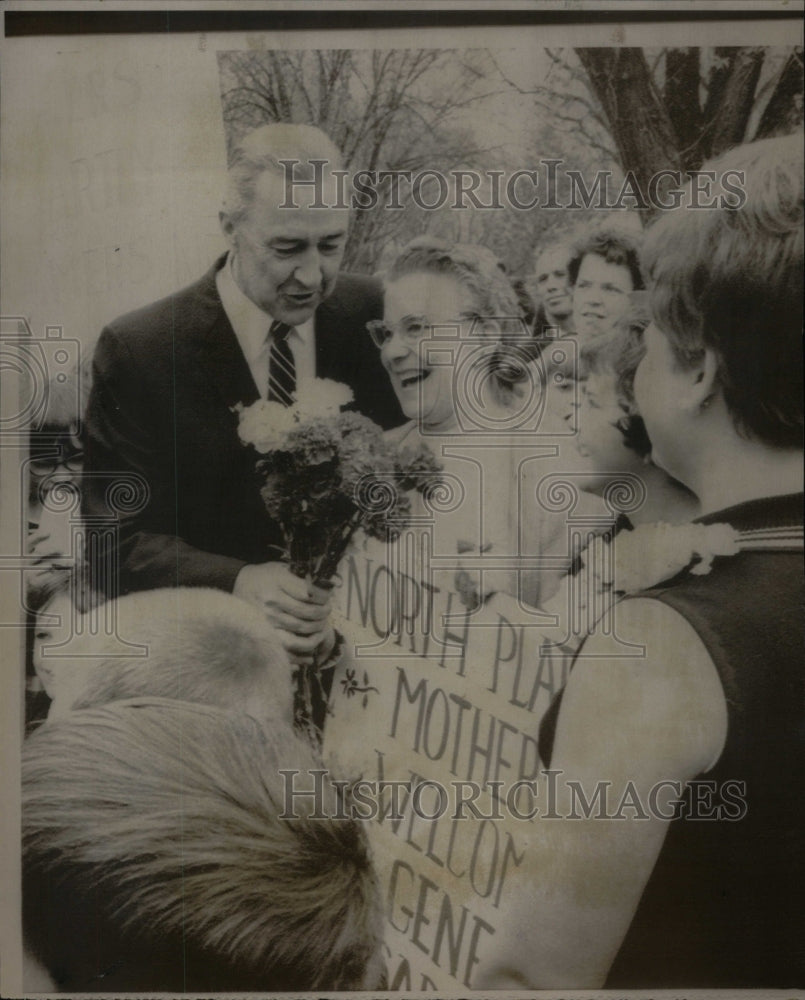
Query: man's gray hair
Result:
<box><xmin>222</xmin><ymin>123</ymin><xmax>344</xmax><ymax>224</ymax></box>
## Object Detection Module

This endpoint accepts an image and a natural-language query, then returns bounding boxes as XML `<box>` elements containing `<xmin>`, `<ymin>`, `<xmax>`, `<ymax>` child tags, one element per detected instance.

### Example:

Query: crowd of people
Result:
<box><xmin>21</xmin><ymin>122</ymin><xmax>803</xmax><ymax>991</ymax></box>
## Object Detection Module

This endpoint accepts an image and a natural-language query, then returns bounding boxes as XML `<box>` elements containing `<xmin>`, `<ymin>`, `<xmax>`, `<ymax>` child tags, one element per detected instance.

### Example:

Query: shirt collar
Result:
<box><xmin>216</xmin><ymin>252</ymin><xmax>313</xmax><ymax>362</ymax></box>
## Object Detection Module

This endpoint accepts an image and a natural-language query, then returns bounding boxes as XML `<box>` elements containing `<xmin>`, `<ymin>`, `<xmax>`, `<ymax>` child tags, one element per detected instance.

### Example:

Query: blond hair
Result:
<box><xmin>23</xmin><ymin>699</ymin><xmax>385</xmax><ymax>991</ymax></box>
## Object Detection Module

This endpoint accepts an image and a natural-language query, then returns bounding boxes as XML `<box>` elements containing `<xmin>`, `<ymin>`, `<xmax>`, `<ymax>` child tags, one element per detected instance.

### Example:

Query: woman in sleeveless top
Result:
<box><xmin>474</xmin><ymin>134</ymin><xmax>803</xmax><ymax>990</ymax></box>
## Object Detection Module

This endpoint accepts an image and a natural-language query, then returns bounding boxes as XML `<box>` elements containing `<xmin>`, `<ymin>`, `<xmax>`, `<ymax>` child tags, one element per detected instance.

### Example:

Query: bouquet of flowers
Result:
<box><xmin>237</xmin><ymin>380</ymin><xmax>442</xmax><ymax>735</ymax></box>
<box><xmin>237</xmin><ymin>379</ymin><xmax>442</xmax><ymax>585</ymax></box>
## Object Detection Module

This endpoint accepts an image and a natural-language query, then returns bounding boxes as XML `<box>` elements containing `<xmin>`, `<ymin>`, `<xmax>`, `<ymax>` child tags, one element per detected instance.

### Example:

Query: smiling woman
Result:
<box><xmin>370</xmin><ymin>237</ymin><xmax>538</xmax><ymax>593</ymax></box>
<box><xmin>375</xmin><ymin>237</ymin><xmax>529</xmax><ymax>435</ymax></box>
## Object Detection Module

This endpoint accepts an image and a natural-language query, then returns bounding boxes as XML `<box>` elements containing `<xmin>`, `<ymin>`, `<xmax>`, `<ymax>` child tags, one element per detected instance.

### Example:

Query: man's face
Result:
<box><xmin>223</xmin><ymin>168</ymin><xmax>349</xmax><ymax>326</ymax></box>
<box><xmin>534</xmin><ymin>247</ymin><xmax>572</xmax><ymax>324</ymax></box>
<box><xmin>572</xmin><ymin>253</ymin><xmax>635</xmax><ymax>341</ymax></box>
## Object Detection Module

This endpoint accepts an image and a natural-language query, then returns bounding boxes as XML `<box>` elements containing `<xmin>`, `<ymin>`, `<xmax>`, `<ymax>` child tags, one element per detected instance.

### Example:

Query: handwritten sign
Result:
<box><xmin>324</xmin><ymin>532</ymin><xmax>571</xmax><ymax>991</ymax></box>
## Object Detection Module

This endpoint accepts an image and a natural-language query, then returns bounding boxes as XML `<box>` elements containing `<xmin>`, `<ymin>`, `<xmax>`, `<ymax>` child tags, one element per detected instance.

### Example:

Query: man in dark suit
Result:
<box><xmin>82</xmin><ymin>123</ymin><xmax>402</xmax><ymax>657</ymax></box>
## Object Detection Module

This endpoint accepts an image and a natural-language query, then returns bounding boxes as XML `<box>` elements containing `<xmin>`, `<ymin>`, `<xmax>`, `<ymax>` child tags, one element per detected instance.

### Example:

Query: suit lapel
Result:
<box><xmin>314</xmin><ymin>294</ymin><xmax>340</xmax><ymax>381</ymax></box>
<box><xmin>190</xmin><ymin>257</ymin><xmax>261</xmax><ymax>410</ymax></box>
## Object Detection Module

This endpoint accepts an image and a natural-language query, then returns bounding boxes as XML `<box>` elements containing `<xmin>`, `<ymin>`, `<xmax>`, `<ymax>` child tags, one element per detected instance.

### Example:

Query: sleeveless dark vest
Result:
<box><xmin>541</xmin><ymin>493</ymin><xmax>805</xmax><ymax>989</ymax></box>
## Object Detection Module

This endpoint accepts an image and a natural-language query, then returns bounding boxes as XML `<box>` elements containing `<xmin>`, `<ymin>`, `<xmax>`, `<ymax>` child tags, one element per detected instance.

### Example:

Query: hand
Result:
<box><xmin>233</xmin><ymin>561</ymin><xmax>332</xmax><ymax>655</ymax></box>
<box><xmin>27</xmin><ymin>530</ymin><xmax>75</xmax><ymax>601</ymax></box>
<box><xmin>28</xmin><ymin>529</ymin><xmax>75</xmax><ymax>568</ymax></box>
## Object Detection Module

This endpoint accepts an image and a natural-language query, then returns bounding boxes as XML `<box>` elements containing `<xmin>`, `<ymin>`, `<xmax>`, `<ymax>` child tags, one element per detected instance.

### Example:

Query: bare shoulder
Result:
<box><xmin>476</xmin><ymin>596</ymin><xmax>730</xmax><ymax>988</ymax></box>
<box><xmin>552</xmin><ymin>595</ymin><xmax>728</xmax><ymax>782</ymax></box>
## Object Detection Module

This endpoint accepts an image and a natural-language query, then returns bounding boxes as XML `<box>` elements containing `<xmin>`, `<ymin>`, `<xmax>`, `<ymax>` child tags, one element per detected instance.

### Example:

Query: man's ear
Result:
<box><xmin>682</xmin><ymin>347</ymin><xmax>720</xmax><ymax>413</ymax></box>
<box><xmin>219</xmin><ymin>210</ymin><xmax>237</xmax><ymax>247</ymax></box>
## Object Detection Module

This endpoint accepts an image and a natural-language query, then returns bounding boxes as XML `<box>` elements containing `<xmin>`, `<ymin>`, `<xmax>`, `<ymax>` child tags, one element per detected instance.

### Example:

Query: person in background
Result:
<box><xmin>572</xmin><ymin>318</ymin><xmax>698</xmax><ymax>526</ymax></box>
<box><xmin>523</xmin><ymin>316</ymin><xmax>699</xmax><ymax>637</ymax></box>
<box><xmin>23</xmin><ymin>699</ymin><xmax>385</xmax><ymax>992</ymax></box>
<box><xmin>26</xmin><ymin>361</ymin><xmax>92</xmax><ymax>720</ymax></box>
<box><xmin>27</xmin><ymin>359</ymin><xmax>92</xmax><ymax>601</ymax></box>
<box><xmin>531</xmin><ymin>238</ymin><xmax>574</xmax><ymax>336</ymax></box>
<box><xmin>568</xmin><ymin>225</ymin><xmax>643</xmax><ymax>342</ymax></box>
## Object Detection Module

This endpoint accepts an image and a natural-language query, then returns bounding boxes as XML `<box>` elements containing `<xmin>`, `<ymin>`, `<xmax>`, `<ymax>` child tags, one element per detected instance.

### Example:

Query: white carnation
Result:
<box><xmin>236</xmin><ymin>399</ymin><xmax>296</xmax><ymax>453</ymax></box>
<box><xmin>597</xmin><ymin>521</ymin><xmax>741</xmax><ymax>592</ymax></box>
<box><xmin>294</xmin><ymin>379</ymin><xmax>354</xmax><ymax>418</ymax></box>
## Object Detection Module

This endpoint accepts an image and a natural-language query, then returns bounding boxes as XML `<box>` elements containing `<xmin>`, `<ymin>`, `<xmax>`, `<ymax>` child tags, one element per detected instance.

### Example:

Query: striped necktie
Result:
<box><xmin>267</xmin><ymin>320</ymin><xmax>296</xmax><ymax>406</ymax></box>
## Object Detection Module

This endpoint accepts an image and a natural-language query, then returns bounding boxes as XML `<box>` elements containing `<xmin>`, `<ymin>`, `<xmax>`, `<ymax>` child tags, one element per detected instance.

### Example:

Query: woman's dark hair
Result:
<box><xmin>567</xmin><ymin>225</ymin><xmax>645</xmax><ymax>292</ymax></box>
<box><xmin>643</xmin><ymin>133</ymin><xmax>803</xmax><ymax>449</ymax></box>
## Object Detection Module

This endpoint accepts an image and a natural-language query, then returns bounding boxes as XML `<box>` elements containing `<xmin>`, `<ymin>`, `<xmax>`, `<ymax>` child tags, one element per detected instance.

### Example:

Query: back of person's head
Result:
<box><xmin>23</xmin><ymin>699</ymin><xmax>385</xmax><ymax>992</ymax></box>
<box><xmin>567</xmin><ymin>223</ymin><xmax>644</xmax><ymax>290</ymax></box>
<box><xmin>46</xmin><ymin>587</ymin><xmax>294</xmax><ymax>725</ymax></box>
<box><xmin>643</xmin><ymin>133</ymin><xmax>803</xmax><ymax>449</ymax></box>
<box><xmin>223</xmin><ymin>122</ymin><xmax>343</xmax><ymax>225</ymax></box>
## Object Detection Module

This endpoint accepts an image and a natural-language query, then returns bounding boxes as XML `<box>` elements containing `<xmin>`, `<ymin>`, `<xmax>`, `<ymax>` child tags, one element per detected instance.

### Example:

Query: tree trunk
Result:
<box><xmin>756</xmin><ymin>48</ymin><xmax>804</xmax><ymax>139</ymax></box>
<box><xmin>576</xmin><ymin>48</ymin><xmax>683</xmax><ymax>217</ymax></box>
<box><xmin>664</xmin><ymin>48</ymin><xmax>703</xmax><ymax>170</ymax></box>
<box><xmin>708</xmin><ymin>47</ymin><xmax>765</xmax><ymax>156</ymax></box>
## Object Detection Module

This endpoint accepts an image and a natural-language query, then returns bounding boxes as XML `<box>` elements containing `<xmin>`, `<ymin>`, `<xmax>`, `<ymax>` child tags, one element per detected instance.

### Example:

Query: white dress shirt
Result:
<box><xmin>216</xmin><ymin>253</ymin><xmax>316</xmax><ymax>399</ymax></box>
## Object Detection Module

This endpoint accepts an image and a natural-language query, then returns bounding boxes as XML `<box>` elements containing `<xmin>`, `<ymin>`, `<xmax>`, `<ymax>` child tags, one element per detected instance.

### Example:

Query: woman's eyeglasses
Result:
<box><xmin>367</xmin><ymin>314</ymin><xmax>479</xmax><ymax>349</ymax></box>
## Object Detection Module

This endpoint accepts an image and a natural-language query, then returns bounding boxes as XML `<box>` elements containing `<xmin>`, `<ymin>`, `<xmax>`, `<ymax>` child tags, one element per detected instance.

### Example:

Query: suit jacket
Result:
<box><xmin>82</xmin><ymin>256</ymin><xmax>403</xmax><ymax>595</ymax></box>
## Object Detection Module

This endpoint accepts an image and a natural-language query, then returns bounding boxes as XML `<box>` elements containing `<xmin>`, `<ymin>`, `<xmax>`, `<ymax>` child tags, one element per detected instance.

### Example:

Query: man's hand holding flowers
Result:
<box><xmin>233</xmin><ymin>561</ymin><xmax>333</xmax><ymax>660</ymax></box>
<box><xmin>236</xmin><ymin>379</ymin><xmax>442</xmax><ymax>732</ymax></box>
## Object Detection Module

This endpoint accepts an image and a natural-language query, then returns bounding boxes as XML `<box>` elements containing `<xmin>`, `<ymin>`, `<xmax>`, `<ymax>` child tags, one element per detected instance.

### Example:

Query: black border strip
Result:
<box><xmin>5</xmin><ymin>8</ymin><xmax>800</xmax><ymax>37</ymax></box>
